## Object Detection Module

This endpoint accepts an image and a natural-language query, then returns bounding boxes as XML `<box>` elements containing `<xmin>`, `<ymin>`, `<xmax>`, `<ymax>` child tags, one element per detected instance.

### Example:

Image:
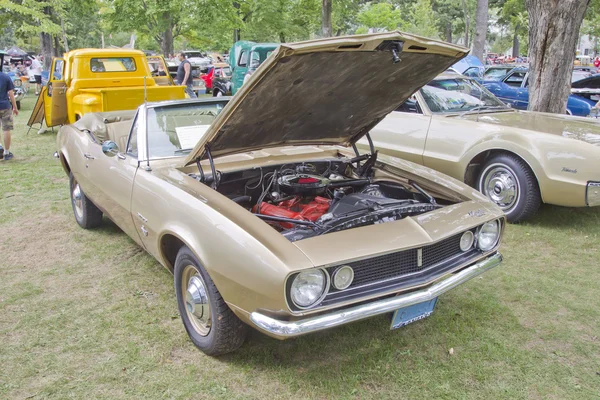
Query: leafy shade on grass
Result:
<box><xmin>1</xmin><ymin>96</ymin><xmax>600</xmax><ymax>399</ymax></box>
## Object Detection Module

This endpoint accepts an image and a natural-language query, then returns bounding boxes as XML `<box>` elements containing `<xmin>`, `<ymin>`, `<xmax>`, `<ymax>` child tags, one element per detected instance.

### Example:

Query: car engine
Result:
<box><xmin>196</xmin><ymin>159</ymin><xmax>442</xmax><ymax>242</ymax></box>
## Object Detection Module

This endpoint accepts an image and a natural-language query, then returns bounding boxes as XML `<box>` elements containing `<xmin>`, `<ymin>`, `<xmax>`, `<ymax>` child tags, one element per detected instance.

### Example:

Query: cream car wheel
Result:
<box><xmin>174</xmin><ymin>246</ymin><xmax>248</xmax><ymax>356</ymax></box>
<box><xmin>480</xmin><ymin>164</ymin><xmax>520</xmax><ymax>211</ymax></box>
<box><xmin>477</xmin><ymin>153</ymin><xmax>541</xmax><ymax>223</ymax></box>
<box><xmin>181</xmin><ymin>265</ymin><xmax>212</xmax><ymax>336</ymax></box>
<box><xmin>69</xmin><ymin>172</ymin><xmax>103</xmax><ymax>229</ymax></box>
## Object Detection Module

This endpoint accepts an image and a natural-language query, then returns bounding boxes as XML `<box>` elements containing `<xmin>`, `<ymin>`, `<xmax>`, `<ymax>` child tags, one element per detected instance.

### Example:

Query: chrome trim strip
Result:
<box><xmin>250</xmin><ymin>252</ymin><xmax>502</xmax><ymax>338</ymax></box>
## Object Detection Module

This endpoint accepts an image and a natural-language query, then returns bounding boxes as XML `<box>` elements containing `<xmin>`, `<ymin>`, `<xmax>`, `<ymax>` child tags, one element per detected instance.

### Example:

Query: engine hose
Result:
<box><xmin>231</xmin><ymin>195</ymin><xmax>252</xmax><ymax>204</ymax></box>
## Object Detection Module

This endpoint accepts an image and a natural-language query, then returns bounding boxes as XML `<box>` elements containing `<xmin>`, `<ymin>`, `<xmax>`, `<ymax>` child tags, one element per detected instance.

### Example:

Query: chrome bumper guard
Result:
<box><xmin>250</xmin><ymin>252</ymin><xmax>502</xmax><ymax>338</ymax></box>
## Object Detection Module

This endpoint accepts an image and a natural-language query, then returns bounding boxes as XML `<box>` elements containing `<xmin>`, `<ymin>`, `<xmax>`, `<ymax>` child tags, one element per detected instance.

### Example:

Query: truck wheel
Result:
<box><xmin>16</xmin><ymin>101</ymin><xmax>20</xmax><ymax>110</ymax></box>
<box><xmin>174</xmin><ymin>246</ymin><xmax>247</xmax><ymax>356</ymax></box>
<box><xmin>477</xmin><ymin>153</ymin><xmax>541</xmax><ymax>223</ymax></box>
<box><xmin>69</xmin><ymin>172</ymin><xmax>103</xmax><ymax>229</ymax></box>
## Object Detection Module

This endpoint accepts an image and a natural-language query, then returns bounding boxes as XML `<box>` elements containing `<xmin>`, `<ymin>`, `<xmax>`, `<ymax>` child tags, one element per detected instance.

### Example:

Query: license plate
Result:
<box><xmin>390</xmin><ymin>298</ymin><xmax>438</xmax><ymax>330</ymax></box>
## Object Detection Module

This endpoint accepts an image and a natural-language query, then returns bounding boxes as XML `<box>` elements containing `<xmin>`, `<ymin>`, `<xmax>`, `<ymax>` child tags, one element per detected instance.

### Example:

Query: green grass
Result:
<box><xmin>1</xmin><ymin>96</ymin><xmax>600</xmax><ymax>399</ymax></box>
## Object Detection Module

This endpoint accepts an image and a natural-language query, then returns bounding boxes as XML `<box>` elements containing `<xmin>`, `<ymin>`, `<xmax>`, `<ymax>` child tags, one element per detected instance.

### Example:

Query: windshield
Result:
<box><xmin>483</xmin><ymin>67</ymin><xmax>511</xmax><ymax>81</ymax></box>
<box><xmin>90</xmin><ymin>57</ymin><xmax>136</xmax><ymax>73</ymax></box>
<box><xmin>147</xmin><ymin>102</ymin><xmax>226</xmax><ymax>158</ymax></box>
<box><xmin>185</xmin><ymin>52</ymin><xmax>206</xmax><ymax>58</ymax></box>
<box><xmin>421</xmin><ymin>78</ymin><xmax>508</xmax><ymax>114</ymax></box>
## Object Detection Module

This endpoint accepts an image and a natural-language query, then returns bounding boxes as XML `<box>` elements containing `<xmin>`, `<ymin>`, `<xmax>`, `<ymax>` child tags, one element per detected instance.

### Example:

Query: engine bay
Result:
<box><xmin>190</xmin><ymin>158</ymin><xmax>450</xmax><ymax>242</ymax></box>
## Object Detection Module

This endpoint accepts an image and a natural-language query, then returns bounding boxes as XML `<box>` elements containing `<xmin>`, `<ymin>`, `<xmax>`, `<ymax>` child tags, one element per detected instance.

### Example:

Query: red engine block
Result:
<box><xmin>255</xmin><ymin>196</ymin><xmax>331</xmax><ymax>229</ymax></box>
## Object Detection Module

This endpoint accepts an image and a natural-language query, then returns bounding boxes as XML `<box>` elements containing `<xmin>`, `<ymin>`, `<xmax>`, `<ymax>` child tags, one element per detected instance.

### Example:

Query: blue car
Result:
<box><xmin>481</xmin><ymin>66</ymin><xmax>595</xmax><ymax>116</ymax></box>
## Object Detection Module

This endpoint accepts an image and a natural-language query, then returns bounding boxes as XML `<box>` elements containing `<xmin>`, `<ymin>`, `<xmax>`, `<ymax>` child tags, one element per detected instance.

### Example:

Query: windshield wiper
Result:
<box><xmin>174</xmin><ymin>148</ymin><xmax>193</xmax><ymax>155</ymax></box>
<box><xmin>458</xmin><ymin>105</ymin><xmax>506</xmax><ymax>118</ymax></box>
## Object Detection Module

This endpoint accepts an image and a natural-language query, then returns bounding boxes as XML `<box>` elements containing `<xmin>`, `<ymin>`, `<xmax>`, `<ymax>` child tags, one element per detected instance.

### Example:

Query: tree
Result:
<box><xmin>406</xmin><ymin>0</ymin><xmax>439</xmax><ymax>39</ymax></box>
<box><xmin>526</xmin><ymin>0</ymin><xmax>590</xmax><ymax>114</ymax></box>
<box><xmin>472</xmin><ymin>0</ymin><xmax>488</xmax><ymax>61</ymax></box>
<box><xmin>322</xmin><ymin>0</ymin><xmax>332</xmax><ymax>37</ymax></box>
<box><xmin>107</xmin><ymin>0</ymin><xmax>191</xmax><ymax>55</ymax></box>
<box><xmin>356</xmin><ymin>3</ymin><xmax>401</xmax><ymax>33</ymax></box>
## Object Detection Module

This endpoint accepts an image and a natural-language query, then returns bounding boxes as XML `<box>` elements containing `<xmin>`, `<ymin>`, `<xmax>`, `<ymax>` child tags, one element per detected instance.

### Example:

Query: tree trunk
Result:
<box><xmin>461</xmin><ymin>0</ymin><xmax>470</xmax><ymax>47</ymax></box>
<box><xmin>60</xmin><ymin>17</ymin><xmax>69</xmax><ymax>52</ymax></box>
<box><xmin>512</xmin><ymin>28</ymin><xmax>520</xmax><ymax>58</ymax></box>
<box><xmin>526</xmin><ymin>0</ymin><xmax>590</xmax><ymax>114</ymax></box>
<box><xmin>40</xmin><ymin>5</ymin><xmax>53</xmax><ymax>70</ymax></box>
<box><xmin>53</xmin><ymin>36</ymin><xmax>60</xmax><ymax>56</ymax></box>
<box><xmin>321</xmin><ymin>0</ymin><xmax>332</xmax><ymax>37</ymax></box>
<box><xmin>472</xmin><ymin>0</ymin><xmax>488</xmax><ymax>62</ymax></box>
<box><xmin>162</xmin><ymin>26</ymin><xmax>173</xmax><ymax>57</ymax></box>
<box><xmin>40</xmin><ymin>32</ymin><xmax>53</xmax><ymax>70</ymax></box>
<box><xmin>445</xmin><ymin>22</ymin><xmax>453</xmax><ymax>44</ymax></box>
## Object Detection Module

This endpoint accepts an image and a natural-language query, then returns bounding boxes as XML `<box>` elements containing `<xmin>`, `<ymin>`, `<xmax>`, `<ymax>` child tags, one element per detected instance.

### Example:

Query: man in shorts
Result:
<box><xmin>30</xmin><ymin>57</ymin><xmax>43</xmax><ymax>95</ymax></box>
<box><xmin>0</xmin><ymin>67</ymin><xmax>18</xmax><ymax>161</ymax></box>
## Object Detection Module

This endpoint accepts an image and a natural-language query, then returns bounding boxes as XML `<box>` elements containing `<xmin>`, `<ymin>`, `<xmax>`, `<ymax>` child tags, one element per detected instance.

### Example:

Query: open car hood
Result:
<box><xmin>183</xmin><ymin>32</ymin><xmax>468</xmax><ymax>166</ymax></box>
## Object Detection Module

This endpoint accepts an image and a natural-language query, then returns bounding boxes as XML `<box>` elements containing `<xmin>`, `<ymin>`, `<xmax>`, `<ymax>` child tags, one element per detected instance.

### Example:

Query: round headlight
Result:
<box><xmin>460</xmin><ymin>231</ymin><xmax>475</xmax><ymax>252</ymax></box>
<box><xmin>290</xmin><ymin>269</ymin><xmax>327</xmax><ymax>308</ymax></box>
<box><xmin>332</xmin><ymin>266</ymin><xmax>354</xmax><ymax>290</ymax></box>
<box><xmin>477</xmin><ymin>220</ymin><xmax>500</xmax><ymax>251</ymax></box>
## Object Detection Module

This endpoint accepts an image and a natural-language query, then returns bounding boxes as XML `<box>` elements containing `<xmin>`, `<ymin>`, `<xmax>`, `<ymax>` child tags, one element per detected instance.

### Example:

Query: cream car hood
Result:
<box><xmin>459</xmin><ymin>110</ymin><xmax>600</xmax><ymax>146</ymax></box>
<box><xmin>183</xmin><ymin>32</ymin><xmax>468</xmax><ymax>166</ymax></box>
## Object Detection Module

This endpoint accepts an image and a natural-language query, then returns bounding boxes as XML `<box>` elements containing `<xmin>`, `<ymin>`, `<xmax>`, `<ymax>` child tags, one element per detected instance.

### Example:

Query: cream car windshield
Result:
<box><xmin>147</xmin><ymin>103</ymin><xmax>226</xmax><ymax>158</ymax></box>
<box><xmin>421</xmin><ymin>78</ymin><xmax>508</xmax><ymax>114</ymax></box>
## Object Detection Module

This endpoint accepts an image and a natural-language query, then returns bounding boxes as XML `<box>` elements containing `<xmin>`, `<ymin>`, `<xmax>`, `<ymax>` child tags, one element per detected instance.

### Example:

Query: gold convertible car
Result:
<box><xmin>56</xmin><ymin>33</ymin><xmax>505</xmax><ymax>356</ymax></box>
<box><xmin>360</xmin><ymin>72</ymin><xmax>600</xmax><ymax>222</ymax></box>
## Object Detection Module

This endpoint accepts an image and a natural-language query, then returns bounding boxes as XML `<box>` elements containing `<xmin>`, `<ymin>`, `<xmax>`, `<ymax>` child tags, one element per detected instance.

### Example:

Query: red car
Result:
<box><xmin>200</xmin><ymin>62</ymin><xmax>230</xmax><ymax>94</ymax></box>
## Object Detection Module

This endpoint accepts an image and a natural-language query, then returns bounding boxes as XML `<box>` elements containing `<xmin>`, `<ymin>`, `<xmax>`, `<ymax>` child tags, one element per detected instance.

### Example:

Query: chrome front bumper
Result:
<box><xmin>250</xmin><ymin>252</ymin><xmax>502</xmax><ymax>339</ymax></box>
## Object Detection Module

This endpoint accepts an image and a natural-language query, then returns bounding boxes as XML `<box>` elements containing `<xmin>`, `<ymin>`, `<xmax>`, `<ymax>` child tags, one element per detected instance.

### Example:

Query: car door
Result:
<box><xmin>366</xmin><ymin>96</ymin><xmax>431</xmax><ymax>165</ymax></box>
<box><xmin>232</xmin><ymin>50</ymin><xmax>249</xmax><ymax>94</ymax></box>
<box><xmin>422</xmin><ymin>115</ymin><xmax>491</xmax><ymax>181</ymax></box>
<box><xmin>147</xmin><ymin>56</ymin><xmax>173</xmax><ymax>86</ymax></box>
<box><xmin>83</xmin><ymin>115</ymin><xmax>143</xmax><ymax>244</ymax></box>
<box><xmin>43</xmin><ymin>58</ymin><xmax>67</xmax><ymax>127</ymax></box>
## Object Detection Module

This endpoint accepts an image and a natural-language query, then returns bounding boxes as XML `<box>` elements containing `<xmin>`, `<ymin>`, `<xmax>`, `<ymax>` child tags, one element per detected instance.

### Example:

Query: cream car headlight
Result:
<box><xmin>477</xmin><ymin>220</ymin><xmax>500</xmax><ymax>251</ymax></box>
<box><xmin>332</xmin><ymin>266</ymin><xmax>354</xmax><ymax>290</ymax></box>
<box><xmin>459</xmin><ymin>231</ymin><xmax>475</xmax><ymax>252</ymax></box>
<box><xmin>290</xmin><ymin>269</ymin><xmax>328</xmax><ymax>308</ymax></box>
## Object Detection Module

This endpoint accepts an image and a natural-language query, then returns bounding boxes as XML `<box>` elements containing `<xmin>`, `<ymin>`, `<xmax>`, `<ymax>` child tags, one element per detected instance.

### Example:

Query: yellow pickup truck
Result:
<box><xmin>29</xmin><ymin>49</ymin><xmax>186</xmax><ymax>127</ymax></box>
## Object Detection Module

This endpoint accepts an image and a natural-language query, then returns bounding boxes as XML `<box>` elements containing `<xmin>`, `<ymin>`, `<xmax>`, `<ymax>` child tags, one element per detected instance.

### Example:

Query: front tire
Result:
<box><xmin>174</xmin><ymin>246</ymin><xmax>247</xmax><ymax>356</ymax></box>
<box><xmin>477</xmin><ymin>153</ymin><xmax>541</xmax><ymax>223</ymax></box>
<box><xmin>69</xmin><ymin>172</ymin><xmax>103</xmax><ymax>229</ymax></box>
<box><xmin>213</xmin><ymin>89</ymin><xmax>223</xmax><ymax>97</ymax></box>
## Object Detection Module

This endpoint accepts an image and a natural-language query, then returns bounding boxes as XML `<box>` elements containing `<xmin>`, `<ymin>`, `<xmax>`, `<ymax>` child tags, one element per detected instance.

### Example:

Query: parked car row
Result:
<box><xmin>49</xmin><ymin>33</ymin><xmax>599</xmax><ymax>357</ymax></box>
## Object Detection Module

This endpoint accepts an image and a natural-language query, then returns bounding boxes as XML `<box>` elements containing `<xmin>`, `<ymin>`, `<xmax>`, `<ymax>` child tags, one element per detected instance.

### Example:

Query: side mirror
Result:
<box><xmin>102</xmin><ymin>140</ymin><xmax>120</xmax><ymax>157</ymax></box>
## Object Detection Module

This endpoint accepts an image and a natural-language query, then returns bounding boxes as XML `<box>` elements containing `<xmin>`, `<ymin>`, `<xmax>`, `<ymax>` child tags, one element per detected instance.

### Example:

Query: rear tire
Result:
<box><xmin>69</xmin><ymin>172</ymin><xmax>103</xmax><ymax>229</ymax></box>
<box><xmin>477</xmin><ymin>153</ymin><xmax>541</xmax><ymax>223</ymax></box>
<box><xmin>174</xmin><ymin>246</ymin><xmax>247</xmax><ymax>356</ymax></box>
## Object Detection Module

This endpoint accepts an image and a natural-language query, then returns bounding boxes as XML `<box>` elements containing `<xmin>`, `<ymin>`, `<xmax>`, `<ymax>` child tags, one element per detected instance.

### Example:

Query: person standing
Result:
<box><xmin>29</xmin><ymin>56</ymin><xmax>43</xmax><ymax>95</ymax></box>
<box><xmin>176</xmin><ymin>53</ymin><xmax>197</xmax><ymax>98</ymax></box>
<box><xmin>0</xmin><ymin>67</ymin><xmax>18</xmax><ymax>161</ymax></box>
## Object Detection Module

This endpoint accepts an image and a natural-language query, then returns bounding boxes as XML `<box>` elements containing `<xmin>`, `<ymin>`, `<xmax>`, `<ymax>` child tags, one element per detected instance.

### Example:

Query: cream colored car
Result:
<box><xmin>361</xmin><ymin>72</ymin><xmax>600</xmax><ymax>222</ymax></box>
<box><xmin>56</xmin><ymin>33</ymin><xmax>505</xmax><ymax>356</ymax></box>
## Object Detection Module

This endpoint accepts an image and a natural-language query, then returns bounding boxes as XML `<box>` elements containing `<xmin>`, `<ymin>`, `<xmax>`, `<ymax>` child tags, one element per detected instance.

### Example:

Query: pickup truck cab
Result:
<box><xmin>229</xmin><ymin>41</ymin><xmax>278</xmax><ymax>94</ymax></box>
<box><xmin>33</xmin><ymin>48</ymin><xmax>186</xmax><ymax>127</ymax></box>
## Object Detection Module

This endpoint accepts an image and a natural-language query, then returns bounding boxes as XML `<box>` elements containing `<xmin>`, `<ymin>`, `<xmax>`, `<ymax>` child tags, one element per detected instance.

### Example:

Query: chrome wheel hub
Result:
<box><xmin>72</xmin><ymin>182</ymin><xmax>84</xmax><ymax>219</ymax></box>
<box><xmin>182</xmin><ymin>266</ymin><xmax>211</xmax><ymax>336</ymax></box>
<box><xmin>482</xmin><ymin>166</ymin><xmax>519</xmax><ymax>210</ymax></box>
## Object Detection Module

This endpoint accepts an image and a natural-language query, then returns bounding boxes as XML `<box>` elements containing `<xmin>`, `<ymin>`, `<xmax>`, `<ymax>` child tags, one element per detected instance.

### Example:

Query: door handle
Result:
<box><xmin>83</xmin><ymin>153</ymin><xmax>95</xmax><ymax>160</ymax></box>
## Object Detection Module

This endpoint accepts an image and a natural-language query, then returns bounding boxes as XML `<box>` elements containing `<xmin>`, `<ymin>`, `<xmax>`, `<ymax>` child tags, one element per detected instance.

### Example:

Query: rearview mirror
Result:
<box><xmin>102</xmin><ymin>141</ymin><xmax>120</xmax><ymax>157</ymax></box>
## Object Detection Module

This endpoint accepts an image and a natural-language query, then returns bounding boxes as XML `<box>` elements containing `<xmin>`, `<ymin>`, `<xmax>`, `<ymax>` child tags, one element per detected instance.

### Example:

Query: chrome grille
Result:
<box><xmin>327</xmin><ymin>232</ymin><xmax>464</xmax><ymax>290</ymax></box>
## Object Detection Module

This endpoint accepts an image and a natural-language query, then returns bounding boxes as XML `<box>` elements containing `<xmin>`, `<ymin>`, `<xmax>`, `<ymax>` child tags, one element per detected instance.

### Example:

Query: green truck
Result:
<box><xmin>228</xmin><ymin>41</ymin><xmax>278</xmax><ymax>94</ymax></box>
